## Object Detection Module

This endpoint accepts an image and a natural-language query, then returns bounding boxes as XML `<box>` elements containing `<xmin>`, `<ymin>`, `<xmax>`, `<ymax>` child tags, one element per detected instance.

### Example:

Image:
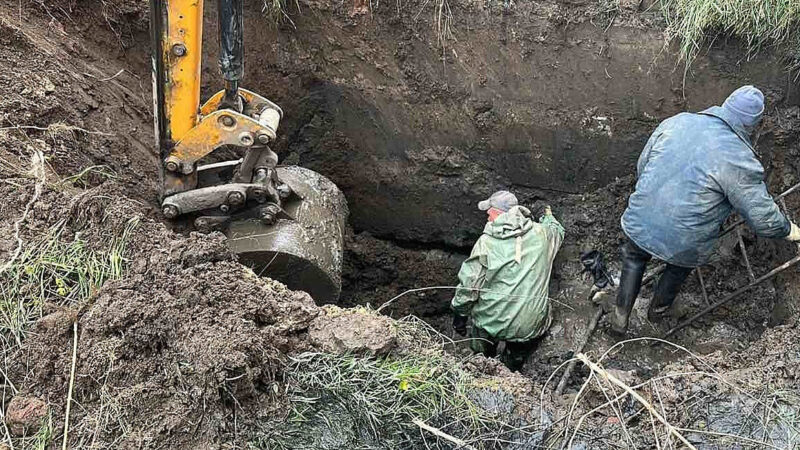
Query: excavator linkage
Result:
<box><xmin>149</xmin><ymin>0</ymin><xmax>347</xmax><ymax>302</ymax></box>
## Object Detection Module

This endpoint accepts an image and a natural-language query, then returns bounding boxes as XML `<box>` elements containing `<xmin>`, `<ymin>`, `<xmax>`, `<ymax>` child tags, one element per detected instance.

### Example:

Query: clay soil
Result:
<box><xmin>1</xmin><ymin>0</ymin><xmax>799</xmax><ymax>448</ymax></box>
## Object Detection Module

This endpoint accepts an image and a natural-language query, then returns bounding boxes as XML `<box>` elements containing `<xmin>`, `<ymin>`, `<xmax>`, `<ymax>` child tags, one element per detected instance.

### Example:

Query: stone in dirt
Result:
<box><xmin>309</xmin><ymin>306</ymin><xmax>397</xmax><ymax>356</ymax></box>
<box><xmin>5</xmin><ymin>396</ymin><xmax>47</xmax><ymax>436</ymax></box>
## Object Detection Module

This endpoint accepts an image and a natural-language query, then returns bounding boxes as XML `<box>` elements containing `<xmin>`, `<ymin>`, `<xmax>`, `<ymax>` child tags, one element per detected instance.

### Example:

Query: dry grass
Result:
<box><xmin>261</xmin><ymin>0</ymin><xmax>299</xmax><ymax>27</ymax></box>
<box><xmin>544</xmin><ymin>338</ymin><xmax>800</xmax><ymax>449</ymax></box>
<box><xmin>660</xmin><ymin>0</ymin><xmax>800</xmax><ymax>74</ymax></box>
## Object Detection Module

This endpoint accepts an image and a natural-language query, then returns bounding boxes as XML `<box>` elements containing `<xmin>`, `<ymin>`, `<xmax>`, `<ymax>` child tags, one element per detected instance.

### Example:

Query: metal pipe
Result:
<box><xmin>736</xmin><ymin>228</ymin><xmax>756</xmax><ymax>282</ymax></box>
<box><xmin>661</xmin><ymin>246</ymin><xmax>800</xmax><ymax>340</ymax></box>
<box><xmin>696</xmin><ymin>266</ymin><xmax>710</xmax><ymax>306</ymax></box>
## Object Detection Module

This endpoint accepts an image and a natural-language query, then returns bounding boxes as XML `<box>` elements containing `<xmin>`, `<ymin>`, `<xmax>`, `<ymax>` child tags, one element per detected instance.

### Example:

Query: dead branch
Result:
<box><xmin>413</xmin><ymin>418</ymin><xmax>475</xmax><ymax>450</ymax></box>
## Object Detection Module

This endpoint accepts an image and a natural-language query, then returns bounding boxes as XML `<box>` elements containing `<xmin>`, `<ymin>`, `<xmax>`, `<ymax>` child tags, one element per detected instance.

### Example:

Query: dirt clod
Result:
<box><xmin>309</xmin><ymin>306</ymin><xmax>397</xmax><ymax>356</ymax></box>
<box><xmin>5</xmin><ymin>396</ymin><xmax>47</xmax><ymax>436</ymax></box>
<box><xmin>34</xmin><ymin>308</ymin><xmax>77</xmax><ymax>335</ymax></box>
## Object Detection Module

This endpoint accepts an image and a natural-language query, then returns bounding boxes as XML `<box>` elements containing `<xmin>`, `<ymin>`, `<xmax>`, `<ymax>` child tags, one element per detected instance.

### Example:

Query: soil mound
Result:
<box><xmin>7</xmin><ymin>213</ymin><xmax>321</xmax><ymax>447</ymax></box>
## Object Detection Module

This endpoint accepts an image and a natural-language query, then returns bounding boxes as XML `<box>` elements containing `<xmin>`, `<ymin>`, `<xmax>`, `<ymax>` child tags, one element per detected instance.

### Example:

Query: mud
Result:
<box><xmin>0</xmin><ymin>180</ymin><xmax>315</xmax><ymax>446</ymax></box>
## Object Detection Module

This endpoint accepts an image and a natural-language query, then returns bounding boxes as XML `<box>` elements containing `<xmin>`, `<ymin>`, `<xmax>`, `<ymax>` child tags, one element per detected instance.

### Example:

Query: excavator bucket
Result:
<box><xmin>226</xmin><ymin>167</ymin><xmax>348</xmax><ymax>304</ymax></box>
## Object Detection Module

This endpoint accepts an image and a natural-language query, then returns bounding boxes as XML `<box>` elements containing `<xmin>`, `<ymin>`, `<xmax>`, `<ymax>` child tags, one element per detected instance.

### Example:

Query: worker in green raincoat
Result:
<box><xmin>452</xmin><ymin>190</ymin><xmax>565</xmax><ymax>371</ymax></box>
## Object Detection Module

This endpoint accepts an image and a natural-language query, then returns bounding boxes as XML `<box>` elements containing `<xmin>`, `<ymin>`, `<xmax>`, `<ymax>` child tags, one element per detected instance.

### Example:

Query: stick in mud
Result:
<box><xmin>660</xmin><ymin>246</ymin><xmax>800</xmax><ymax>340</ymax></box>
<box><xmin>555</xmin><ymin>308</ymin><xmax>604</xmax><ymax>396</ymax></box>
<box><xmin>412</xmin><ymin>418</ymin><xmax>476</xmax><ymax>450</ymax></box>
<box><xmin>573</xmin><ymin>353</ymin><xmax>698</xmax><ymax>450</ymax></box>
<box><xmin>555</xmin><ymin>288</ymin><xmax>605</xmax><ymax>396</ymax></box>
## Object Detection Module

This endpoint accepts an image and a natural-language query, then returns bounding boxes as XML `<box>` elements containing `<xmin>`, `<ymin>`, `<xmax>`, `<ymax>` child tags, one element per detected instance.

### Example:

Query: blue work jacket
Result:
<box><xmin>621</xmin><ymin>106</ymin><xmax>790</xmax><ymax>267</ymax></box>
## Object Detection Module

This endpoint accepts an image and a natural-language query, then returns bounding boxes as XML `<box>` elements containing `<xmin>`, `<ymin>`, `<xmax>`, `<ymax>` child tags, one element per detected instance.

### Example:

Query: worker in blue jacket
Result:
<box><xmin>611</xmin><ymin>85</ymin><xmax>800</xmax><ymax>334</ymax></box>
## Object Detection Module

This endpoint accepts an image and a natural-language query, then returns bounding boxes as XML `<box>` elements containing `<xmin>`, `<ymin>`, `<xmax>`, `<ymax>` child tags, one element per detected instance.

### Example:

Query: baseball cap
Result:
<box><xmin>478</xmin><ymin>190</ymin><xmax>518</xmax><ymax>212</ymax></box>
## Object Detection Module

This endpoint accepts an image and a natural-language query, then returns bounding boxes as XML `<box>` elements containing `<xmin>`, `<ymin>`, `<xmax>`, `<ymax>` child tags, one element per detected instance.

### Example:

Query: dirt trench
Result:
<box><xmin>1</xmin><ymin>0</ymin><xmax>800</xmax><ymax>447</ymax></box>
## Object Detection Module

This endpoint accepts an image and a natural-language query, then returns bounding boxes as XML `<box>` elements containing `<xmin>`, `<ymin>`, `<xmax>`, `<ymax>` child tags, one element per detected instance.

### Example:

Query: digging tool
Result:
<box><xmin>554</xmin><ymin>288</ymin><xmax>605</xmax><ymax>396</ymax></box>
<box><xmin>149</xmin><ymin>0</ymin><xmax>347</xmax><ymax>302</ymax></box>
<box><xmin>660</xmin><ymin>244</ymin><xmax>800</xmax><ymax>340</ymax></box>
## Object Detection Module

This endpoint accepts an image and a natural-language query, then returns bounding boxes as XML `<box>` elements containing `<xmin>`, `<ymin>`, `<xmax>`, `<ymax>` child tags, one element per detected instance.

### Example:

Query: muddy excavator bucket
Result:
<box><xmin>226</xmin><ymin>167</ymin><xmax>348</xmax><ymax>304</ymax></box>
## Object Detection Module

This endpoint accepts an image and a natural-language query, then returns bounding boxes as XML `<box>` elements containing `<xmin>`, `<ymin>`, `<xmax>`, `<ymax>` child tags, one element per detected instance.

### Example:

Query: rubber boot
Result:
<box><xmin>647</xmin><ymin>264</ymin><xmax>693</xmax><ymax>321</ymax></box>
<box><xmin>610</xmin><ymin>306</ymin><xmax>631</xmax><ymax>335</ymax></box>
<box><xmin>611</xmin><ymin>239</ymin><xmax>651</xmax><ymax>334</ymax></box>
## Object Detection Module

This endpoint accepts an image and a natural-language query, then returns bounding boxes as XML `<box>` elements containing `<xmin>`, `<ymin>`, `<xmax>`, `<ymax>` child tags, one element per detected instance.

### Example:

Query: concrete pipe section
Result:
<box><xmin>227</xmin><ymin>166</ymin><xmax>348</xmax><ymax>304</ymax></box>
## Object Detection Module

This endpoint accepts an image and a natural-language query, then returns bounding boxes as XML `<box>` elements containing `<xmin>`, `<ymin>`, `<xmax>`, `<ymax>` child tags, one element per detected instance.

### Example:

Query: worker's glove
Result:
<box><xmin>787</xmin><ymin>222</ymin><xmax>800</xmax><ymax>242</ymax></box>
<box><xmin>580</xmin><ymin>250</ymin><xmax>614</xmax><ymax>289</ymax></box>
<box><xmin>452</xmin><ymin>314</ymin><xmax>468</xmax><ymax>335</ymax></box>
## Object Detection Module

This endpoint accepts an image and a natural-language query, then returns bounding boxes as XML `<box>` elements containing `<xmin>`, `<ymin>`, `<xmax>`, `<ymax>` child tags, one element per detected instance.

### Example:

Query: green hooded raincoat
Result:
<box><xmin>451</xmin><ymin>206</ymin><xmax>565</xmax><ymax>342</ymax></box>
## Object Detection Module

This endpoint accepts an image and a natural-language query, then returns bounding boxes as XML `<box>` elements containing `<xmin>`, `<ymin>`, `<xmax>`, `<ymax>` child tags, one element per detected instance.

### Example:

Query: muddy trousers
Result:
<box><xmin>616</xmin><ymin>238</ymin><xmax>694</xmax><ymax>319</ymax></box>
<box><xmin>469</xmin><ymin>326</ymin><xmax>540</xmax><ymax>372</ymax></box>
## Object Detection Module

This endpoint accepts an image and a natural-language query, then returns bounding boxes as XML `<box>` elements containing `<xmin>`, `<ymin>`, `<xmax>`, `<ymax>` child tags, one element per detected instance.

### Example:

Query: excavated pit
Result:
<box><xmin>8</xmin><ymin>0</ymin><xmax>800</xmax><ymax>379</ymax></box>
<box><xmin>1</xmin><ymin>0</ymin><xmax>800</xmax><ymax>447</ymax></box>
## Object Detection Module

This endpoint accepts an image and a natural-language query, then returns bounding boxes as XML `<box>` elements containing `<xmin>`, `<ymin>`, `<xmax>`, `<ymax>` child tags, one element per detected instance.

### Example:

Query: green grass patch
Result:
<box><xmin>660</xmin><ymin>0</ymin><xmax>800</xmax><ymax>72</ymax></box>
<box><xmin>255</xmin><ymin>317</ymin><xmax>541</xmax><ymax>449</ymax></box>
<box><xmin>0</xmin><ymin>218</ymin><xmax>137</xmax><ymax>351</ymax></box>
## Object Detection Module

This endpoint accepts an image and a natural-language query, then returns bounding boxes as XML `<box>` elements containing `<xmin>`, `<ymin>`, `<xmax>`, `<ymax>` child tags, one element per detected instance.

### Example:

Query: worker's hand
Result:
<box><xmin>787</xmin><ymin>222</ymin><xmax>800</xmax><ymax>242</ymax></box>
<box><xmin>452</xmin><ymin>314</ymin><xmax>468</xmax><ymax>335</ymax></box>
<box><xmin>534</xmin><ymin>204</ymin><xmax>553</xmax><ymax>218</ymax></box>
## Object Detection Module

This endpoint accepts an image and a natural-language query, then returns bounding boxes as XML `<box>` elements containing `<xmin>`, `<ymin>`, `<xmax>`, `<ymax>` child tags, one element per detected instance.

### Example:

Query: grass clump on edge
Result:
<box><xmin>660</xmin><ymin>0</ymin><xmax>800</xmax><ymax>74</ymax></box>
<box><xmin>0</xmin><ymin>217</ymin><xmax>138</xmax><ymax>350</ymax></box>
<box><xmin>255</xmin><ymin>316</ymin><xmax>542</xmax><ymax>449</ymax></box>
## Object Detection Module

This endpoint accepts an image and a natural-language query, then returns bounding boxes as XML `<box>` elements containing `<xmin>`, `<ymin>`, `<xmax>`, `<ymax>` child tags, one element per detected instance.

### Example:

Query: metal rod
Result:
<box><xmin>661</xmin><ymin>248</ymin><xmax>800</xmax><ymax>340</ymax></box>
<box><xmin>149</xmin><ymin>0</ymin><xmax>169</xmax><ymax>194</ymax></box>
<box><xmin>696</xmin><ymin>266</ymin><xmax>710</xmax><ymax>306</ymax></box>
<box><xmin>736</xmin><ymin>228</ymin><xmax>756</xmax><ymax>282</ymax></box>
<box><xmin>720</xmin><ymin>180</ymin><xmax>800</xmax><ymax>238</ymax></box>
<box><xmin>780</xmin><ymin>197</ymin><xmax>792</xmax><ymax>222</ymax></box>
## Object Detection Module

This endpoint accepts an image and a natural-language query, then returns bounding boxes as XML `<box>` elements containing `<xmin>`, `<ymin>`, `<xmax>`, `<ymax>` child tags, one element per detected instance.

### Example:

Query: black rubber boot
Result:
<box><xmin>647</xmin><ymin>264</ymin><xmax>693</xmax><ymax>321</ymax></box>
<box><xmin>612</xmin><ymin>239</ymin><xmax>652</xmax><ymax>334</ymax></box>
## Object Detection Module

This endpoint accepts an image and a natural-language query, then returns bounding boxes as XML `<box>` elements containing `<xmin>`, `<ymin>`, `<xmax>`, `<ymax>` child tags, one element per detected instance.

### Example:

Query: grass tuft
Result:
<box><xmin>62</xmin><ymin>165</ymin><xmax>117</xmax><ymax>189</ymax></box>
<box><xmin>255</xmin><ymin>315</ymin><xmax>541</xmax><ymax>449</ymax></box>
<box><xmin>261</xmin><ymin>0</ymin><xmax>299</xmax><ymax>27</ymax></box>
<box><xmin>660</xmin><ymin>0</ymin><xmax>800</xmax><ymax>73</ymax></box>
<box><xmin>0</xmin><ymin>218</ymin><xmax>137</xmax><ymax>351</ymax></box>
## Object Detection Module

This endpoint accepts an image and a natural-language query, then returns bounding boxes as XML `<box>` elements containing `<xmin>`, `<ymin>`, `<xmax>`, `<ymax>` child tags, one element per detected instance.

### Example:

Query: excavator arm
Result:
<box><xmin>149</xmin><ymin>0</ymin><xmax>347</xmax><ymax>303</ymax></box>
